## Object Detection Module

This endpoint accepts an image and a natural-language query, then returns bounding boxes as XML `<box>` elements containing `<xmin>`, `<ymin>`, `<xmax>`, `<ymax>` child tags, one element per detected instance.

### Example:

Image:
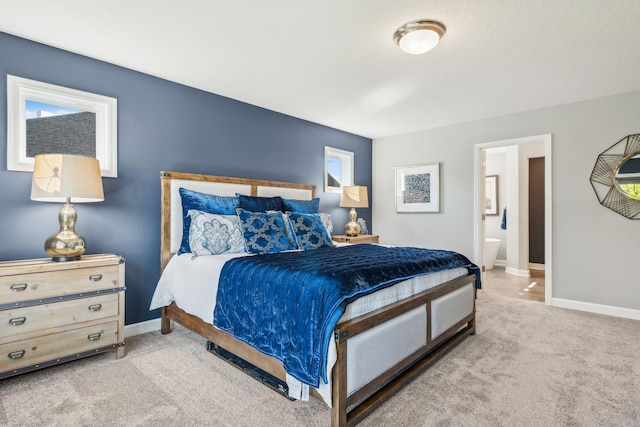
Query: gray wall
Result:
<box><xmin>373</xmin><ymin>90</ymin><xmax>640</xmax><ymax>312</ymax></box>
<box><xmin>0</xmin><ymin>32</ymin><xmax>372</xmax><ymax>324</ymax></box>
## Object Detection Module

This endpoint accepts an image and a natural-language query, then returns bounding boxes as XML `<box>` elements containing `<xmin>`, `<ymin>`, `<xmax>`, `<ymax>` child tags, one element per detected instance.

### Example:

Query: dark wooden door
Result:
<box><xmin>529</xmin><ymin>157</ymin><xmax>545</xmax><ymax>264</ymax></box>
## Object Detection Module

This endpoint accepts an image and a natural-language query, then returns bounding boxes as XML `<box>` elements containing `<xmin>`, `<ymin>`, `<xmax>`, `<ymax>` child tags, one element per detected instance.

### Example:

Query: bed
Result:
<box><xmin>151</xmin><ymin>171</ymin><xmax>479</xmax><ymax>426</ymax></box>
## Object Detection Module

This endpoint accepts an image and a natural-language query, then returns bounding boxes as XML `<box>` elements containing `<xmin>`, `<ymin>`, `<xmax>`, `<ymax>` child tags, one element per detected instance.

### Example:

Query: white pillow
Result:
<box><xmin>188</xmin><ymin>210</ymin><xmax>246</xmax><ymax>257</ymax></box>
<box><xmin>319</xmin><ymin>213</ymin><xmax>333</xmax><ymax>235</ymax></box>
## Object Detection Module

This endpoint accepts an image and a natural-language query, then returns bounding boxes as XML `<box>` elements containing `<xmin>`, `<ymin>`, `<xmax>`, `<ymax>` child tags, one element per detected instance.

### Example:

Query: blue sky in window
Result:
<box><xmin>26</xmin><ymin>100</ymin><xmax>82</xmax><ymax>119</ymax></box>
<box><xmin>327</xmin><ymin>157</ymin><xmax>341</xmax><ymax>181</ymax></box>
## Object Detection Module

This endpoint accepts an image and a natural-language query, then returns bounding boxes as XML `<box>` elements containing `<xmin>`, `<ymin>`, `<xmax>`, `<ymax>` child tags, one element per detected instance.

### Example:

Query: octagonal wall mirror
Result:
<box><xmin>590</xmin><ymin>133</ymin><xmax>640</xmax><ymax>219</ymax></box>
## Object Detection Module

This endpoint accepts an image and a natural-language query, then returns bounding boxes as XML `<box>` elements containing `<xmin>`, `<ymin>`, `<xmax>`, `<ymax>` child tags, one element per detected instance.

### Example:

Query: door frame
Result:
<box><xmin>473</xmin><ymin>134</ymin><xmax>553</xmax><ymax>304</ymax></box>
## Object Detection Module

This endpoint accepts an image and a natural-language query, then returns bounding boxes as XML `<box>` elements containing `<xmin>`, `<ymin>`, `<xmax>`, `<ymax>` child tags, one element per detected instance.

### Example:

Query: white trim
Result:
<box><xmin>494</xmin><ymin>259</ymin><xmax>507</xmax><ymax>267</ymax></box>
<box><xmin>324</xmin><ymin>146</ymin><xmax>354</xmax><ymax>193</ymax></box>
<box><xmin>124</xmin><ymin>318</ymin><xmax>161</xmax><ymax>338</ymax></box>
<box><xmin>505</xmin><ymin>267</ymin><xmax>530</xmax><ymax>277</ymax></box>
<box><xmin>123</xmin><ymin>297</ymin><xmax>640</xmax><ymax>340</ymax></box>
<box><xmin>474</xmin><ymin>134</ymin><xmax>553</xmax><ymax>305</ymax></box>
<box><xmin>552</xmin><ymin>298</ymin><xmax>640</xmax><ymax>321</ymax></box>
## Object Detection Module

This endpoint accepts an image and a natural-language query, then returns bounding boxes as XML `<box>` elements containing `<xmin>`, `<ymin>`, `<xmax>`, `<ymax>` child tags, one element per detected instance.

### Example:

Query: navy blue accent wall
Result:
<box><xmin>0</xmin><ymin>32</ymin><xmax>372</xmax><ymax>325</ymax></box>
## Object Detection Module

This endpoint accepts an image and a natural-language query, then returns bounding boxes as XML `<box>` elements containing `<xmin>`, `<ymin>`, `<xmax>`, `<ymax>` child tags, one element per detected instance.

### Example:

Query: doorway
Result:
<box><xmin>473</xmin><ymin>134</ymin><xmax>553</xmax><ymax>305</ymax></box>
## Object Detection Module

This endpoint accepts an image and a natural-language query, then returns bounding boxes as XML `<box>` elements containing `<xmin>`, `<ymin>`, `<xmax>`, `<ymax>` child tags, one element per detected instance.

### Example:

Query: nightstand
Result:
<box><xmin>0</xmin><ymin>254</ymin><xmax>125</xmax><ymax>379</ymax></box>
<box><xmin>331</xmin><ymin>234</ymin><xmax>379</xmax><ymax>244</ymax></box>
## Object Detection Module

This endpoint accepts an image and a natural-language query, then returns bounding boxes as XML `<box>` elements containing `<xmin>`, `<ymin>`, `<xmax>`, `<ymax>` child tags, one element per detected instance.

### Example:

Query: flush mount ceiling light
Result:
<box><xmin>394</xmin><ymin>20</ymin><xmax>446</xmax><ymax>55</ymax></box>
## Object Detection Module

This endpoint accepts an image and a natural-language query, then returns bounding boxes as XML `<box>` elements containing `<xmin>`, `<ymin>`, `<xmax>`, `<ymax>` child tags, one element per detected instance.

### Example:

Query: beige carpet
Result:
<box><xmin>2</xmin><ymin>292</ymin><xmax>639</xmax><ymax>426</ymax></box>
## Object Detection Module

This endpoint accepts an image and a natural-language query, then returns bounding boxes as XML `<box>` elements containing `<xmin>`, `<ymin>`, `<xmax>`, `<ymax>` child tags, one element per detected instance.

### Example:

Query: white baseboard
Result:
<box><xmin>123</xmin><ymin>299</ymin><xmax>640</xmax><ymax>339</ymax></box>
<box><xmin>125</xmin><ymin>318</ymin><xmax>161</xmax><ymax>338</ymax></box>
<box><xmin>505</xmin><ymin>266</ymin><xmax>530</xmax><ymax>277</ymax></box>
<box><xmin>528</xmin><ymin>263</ymin><xmax>545</xmax><ymax>271</ymax></box>
<box><xmin>552</xmin><ymin>298</ymin><xmax>640</xmax><ymax>321</ymax></box>
<box><xmin>494</xmin><ymin>259</ymin><xmax>507</xmax><ymax>267</ymax></box>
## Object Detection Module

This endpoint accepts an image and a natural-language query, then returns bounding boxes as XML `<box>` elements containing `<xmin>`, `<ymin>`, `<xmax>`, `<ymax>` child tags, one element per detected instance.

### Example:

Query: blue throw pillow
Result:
<box><xmin>282</xmin><ymin>197</ymin><xmax>320</xmax><ymax>214</ymax></box>
<box><xmin>179</xmin><ymin>188</ymin><xmax>238</xmax><ymax>255</ymax></box>
<box><xmin>236</xmin><ymin>208</ymin><xmax>297</xmax><ymax>254</ymax></box>
<box><xmin>237</xmin><ymin>194</ymin><xmax>284</xmax><ymax>212</ymax></box>
<box><xmin>287</xmin><ymin>212</ymin><xmax>334</xmax><ymax>250</ymax></box>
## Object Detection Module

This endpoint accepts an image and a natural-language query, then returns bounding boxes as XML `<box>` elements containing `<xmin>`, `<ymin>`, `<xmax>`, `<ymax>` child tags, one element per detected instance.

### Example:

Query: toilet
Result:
<box><xmin>484</xmin><ymin>238</ymin><xmax>501</xmax><ymax>270</ymax></box>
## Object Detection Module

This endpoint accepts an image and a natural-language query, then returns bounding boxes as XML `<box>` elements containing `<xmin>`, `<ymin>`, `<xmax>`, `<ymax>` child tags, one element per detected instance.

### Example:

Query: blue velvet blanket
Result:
<box><xmin>213</xmin><ymin>244</ymin><xmax>480</xmax><ymax>387</ymax></box>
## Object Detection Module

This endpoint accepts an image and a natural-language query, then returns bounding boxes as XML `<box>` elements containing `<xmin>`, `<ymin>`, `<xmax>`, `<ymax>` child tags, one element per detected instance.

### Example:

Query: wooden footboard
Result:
<box><xmin>161</xmin><ymin>272</ymin><xmax>476</xmax><ymax>427</ymax></box>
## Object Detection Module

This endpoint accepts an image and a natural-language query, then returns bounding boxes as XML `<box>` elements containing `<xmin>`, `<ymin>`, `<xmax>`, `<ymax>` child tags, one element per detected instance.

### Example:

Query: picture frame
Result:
<box><xmin>356</xmin><ymin>218</ymin><xmax>369</xmax><ymax>235</ymax></box>
<box><xmin>485</xmin><ymin>175</ymin><xmax>499</xmax><ymax>215</ymax></box>
<box><xmin>7</xmin><ymin>75</ymin><xmax>118</xmax><ymax>177</ymax></box>
<box><xmin>324</xmin><ymin>146</ymin><xmax>354</xmax><ymax>193</ymax></box>
<box><xmin>395</xmin><ymin>162</ymin><xmax>440</xmax><ymax>213</ymax></box>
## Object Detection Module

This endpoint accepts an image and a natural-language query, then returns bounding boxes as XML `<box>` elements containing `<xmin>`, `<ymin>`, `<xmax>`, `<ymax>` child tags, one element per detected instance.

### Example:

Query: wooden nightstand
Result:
<box><xmin>331</xmin><ymin>234</ymin><xmax>379</xmax><ymax>244</ymax></box>
<box><xmin>0</xmin><ymin>254</ymin><xmax>125</xmax><ymax>379</ymax></box>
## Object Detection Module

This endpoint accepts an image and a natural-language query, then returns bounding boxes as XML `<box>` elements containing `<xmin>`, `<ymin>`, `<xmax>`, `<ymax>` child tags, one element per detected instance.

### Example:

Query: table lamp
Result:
<box><xmin>339</xmin><ymin>185</ymin><xmax>368</xmax><ymax>236</ymax></box>
<box><xmin>31</xmin><ymin>153</ymin><xmax>104</xmax><ymax>261</ymax></box>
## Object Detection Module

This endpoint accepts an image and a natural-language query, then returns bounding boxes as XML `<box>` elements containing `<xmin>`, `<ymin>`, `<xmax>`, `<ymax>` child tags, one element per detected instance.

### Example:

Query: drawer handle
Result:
<box><xmin>89</xmin><ymin>274</ymin><xmax>103</xmax><ymax>282</ymax></box>
<box><xmin>8</xmin><ymin>350</ymin><xmax>26</xmax><ymax>360</ymax></box>
<box><xmin>88</xmin><ymin>304</ymin><xmax>102</xmax><ymax>312</ymax></box>
<box><xmin>87</xmin><ymin>332</ymin><xmax>102</xmax><ymax>341</ymax></box>
<box><xmin>9</xmin><ymin>317</ymin><xmax>26</xmax><ymax>326</ymax></box>
<box><xmin>10</xmin><ymin>283</ymin><xmax>28</xmax><ymax>292</ymax></box>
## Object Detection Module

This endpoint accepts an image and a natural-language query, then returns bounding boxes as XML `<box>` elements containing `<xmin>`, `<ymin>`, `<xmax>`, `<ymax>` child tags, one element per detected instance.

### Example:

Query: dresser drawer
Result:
<box><xmin>1</xmin><ymin>321</ymin><xmax>119</xmax><ymax>372</ymax></box>
<box><xmin>0</xmin><ymin>264</ymin><xmax>121</xmax><ymax>305</ymax></box>
<box><xmin>0</xmin><ymin>294</ymin><xmax>119</xmax><ymax>341</ymax></box>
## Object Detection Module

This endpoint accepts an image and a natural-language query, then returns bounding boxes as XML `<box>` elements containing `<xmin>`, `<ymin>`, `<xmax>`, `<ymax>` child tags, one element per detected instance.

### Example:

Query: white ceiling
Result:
<box><xmin>2</xmin><ymin>1</ymin><xmax>640</xmax><ymax>139</ymax></box>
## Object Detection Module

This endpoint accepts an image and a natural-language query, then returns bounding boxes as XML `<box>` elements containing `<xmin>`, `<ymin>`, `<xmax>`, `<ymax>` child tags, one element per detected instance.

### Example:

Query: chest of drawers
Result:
<box><xmin>0</xmin><ymin>254</ymin><xmax>125</xmax><ymax>379</ymax></box>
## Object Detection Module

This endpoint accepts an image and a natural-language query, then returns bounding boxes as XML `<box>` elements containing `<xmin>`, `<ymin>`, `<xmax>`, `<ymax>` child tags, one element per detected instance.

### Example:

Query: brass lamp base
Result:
<box><xmin>344</xmin><ymin>207</ymin><xmax>361</xmax><ymax>236</ymax></box>
<box><xmin>45</xmin><ymin>202</ymin><xmax>86</xmax><ymax>262</ymax></box>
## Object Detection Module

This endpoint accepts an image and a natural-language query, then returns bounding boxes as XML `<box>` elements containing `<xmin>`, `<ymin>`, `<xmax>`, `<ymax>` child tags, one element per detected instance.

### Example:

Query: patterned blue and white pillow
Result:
<box><xmin>236</xmin><ymin>208</ymin><xmax>297</xmax><ymax>254</ymax></box>
<box><xmin>287</xmin><ymin>212</ymin><xmax>334</xmax><ymax>250</ymax></box>
<box><xmin>319</xmin><ymin>213</ymin><xmax>333</xmax><ymax>236</ymax></box>
<box><xmin>188</xmin><ymin>210</ymin><xmax>246</xmax><ymax>257</ymax></box>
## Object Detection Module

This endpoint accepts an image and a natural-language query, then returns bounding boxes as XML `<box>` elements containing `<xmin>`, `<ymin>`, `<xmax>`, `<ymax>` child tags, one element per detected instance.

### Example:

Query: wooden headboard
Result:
<box><xmin>160</xmin><ymin>171</ymin><xmax>316</xmax><ymax>271</ymax></box>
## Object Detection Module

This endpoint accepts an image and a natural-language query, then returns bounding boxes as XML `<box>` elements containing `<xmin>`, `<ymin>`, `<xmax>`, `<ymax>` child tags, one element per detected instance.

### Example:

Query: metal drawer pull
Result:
<box><xmin>8</xmin><ymin>350</ymin><xmax>26</xmax><ymax>359</ymax></box>
<box><xmin>89</xmin><ymin>274</ymin><xmax>103</xmax><ymax>282</ymax></box>
<box><xmin>87</xmin><ymin>333</ymin><xmax>102</xmax><ymax>341</ymax></box>
<box><xmin>9</xmin><ymin>317</ymin><xmax>26</xmax><ymax>326</ymax></box>
<box><xmin>88</xmin><ymin>304</ymin><xmax>102</xmax><ymax>312</ymax></box>
<box><xmin>10</xmin><ymin>283</ymin><xmax>28</xmax><ymax>292</ymax></box>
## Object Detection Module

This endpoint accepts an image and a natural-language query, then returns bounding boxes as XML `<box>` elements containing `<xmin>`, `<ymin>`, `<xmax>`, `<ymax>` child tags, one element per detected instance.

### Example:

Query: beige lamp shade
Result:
<box><xmin>339</xmin><ymin>185</ymin><xmax>369</xmax><ymax>208</ymax></box>
<box><xmin>31</xmin><ymin>153</ymin><xmax>104</xmax><ymax>203</ymax></box>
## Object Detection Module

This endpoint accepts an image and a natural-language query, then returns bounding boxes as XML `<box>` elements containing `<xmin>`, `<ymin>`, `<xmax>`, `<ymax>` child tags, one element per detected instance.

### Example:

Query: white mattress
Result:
<box><xmin>149</xmin><ymin>245</ymin><xmax>468</xmax><ymax>404</ymax></box>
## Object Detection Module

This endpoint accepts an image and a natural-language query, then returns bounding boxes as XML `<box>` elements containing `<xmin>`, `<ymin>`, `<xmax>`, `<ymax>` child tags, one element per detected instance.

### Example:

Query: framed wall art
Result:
<box><xmin>485</xmin><ymin>175</ymin><xmax>499</xmax><ymax>215</ymax></box>
<box><xmin>324</xmin><ymin>146</ymin><xmax>353</xmax><ymax>193</ymax></box>
<box><xmin>7</xmin><ymin>75</ymin><xmax>118</xmax><ymax>177</ymax></box>
<box><xmin>395</xmin><ymin>162</ymin><xmax>440</xmax><ymax>213</ymax></box>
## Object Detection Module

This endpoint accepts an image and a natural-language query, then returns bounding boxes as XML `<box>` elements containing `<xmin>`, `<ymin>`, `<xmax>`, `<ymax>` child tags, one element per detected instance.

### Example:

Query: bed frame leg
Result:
<box><xmin>332</xmin><ymin>333</ymin><xmax>348</xmax><ymax>426</ymax></box>
<box><xmin>161</xmin><ymin>307</ymin><xmax>172</xmax><ymax>334</ymax></box>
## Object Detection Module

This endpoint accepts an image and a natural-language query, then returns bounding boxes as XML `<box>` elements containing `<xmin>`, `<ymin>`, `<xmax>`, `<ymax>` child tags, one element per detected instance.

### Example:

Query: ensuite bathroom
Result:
<box><xmin>483</xmin><ymin>142</ymin><xmax>546</xmax><ymax>302</ymax></box>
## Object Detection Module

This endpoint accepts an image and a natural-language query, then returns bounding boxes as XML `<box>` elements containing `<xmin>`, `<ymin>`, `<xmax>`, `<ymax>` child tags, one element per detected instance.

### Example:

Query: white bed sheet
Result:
<box><xmin>149</xmin><ymin>246</ymin><xmax>468</xmax><ymax>405</ymax></box>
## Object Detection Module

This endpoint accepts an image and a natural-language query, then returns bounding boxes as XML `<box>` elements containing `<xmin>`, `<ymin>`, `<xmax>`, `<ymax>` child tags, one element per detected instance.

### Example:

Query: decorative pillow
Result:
<box><xmin>236</xmin><ymin>208</ymin><xmax>297</xmax><ymax>254</ymax></box>
<box><xmin>188</xmin><ymin>210</ymin><xmax>245</xmax><ymax>257</ymax></box>
<box><xmin>179</xmin><ymin>188</ymin><xmax>238</xmax><ymax>255</ymax></box>
<box><xmin>282</xmin><ymin>197</ymin><xmax>319</xmax><ymax>214</ymax></box>
<box><xmin>319</xmin><ymin>213</ymin><xmax>333</xmax><ymax>236</ymax></box>
<box><xmin>237</xmin><ymin>194</ymin><xmax>284</xmax><ymax>212</ymax></box>
<box><xmin>287</xmin><ymin>212</ymin><xmax>334</xmax><ymax>250</ymax></box>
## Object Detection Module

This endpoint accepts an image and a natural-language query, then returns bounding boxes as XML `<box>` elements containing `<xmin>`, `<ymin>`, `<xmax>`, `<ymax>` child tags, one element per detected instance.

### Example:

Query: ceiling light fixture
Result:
<box><xmin>394</xmin><ymin>20</ymin><xmax>446</xmax><ymax>55</ymax></box>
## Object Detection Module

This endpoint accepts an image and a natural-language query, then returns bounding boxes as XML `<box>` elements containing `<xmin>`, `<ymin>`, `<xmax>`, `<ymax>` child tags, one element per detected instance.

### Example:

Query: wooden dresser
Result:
<box><xmin>0</xmin><ymin>254</ymin><xmax>125</xmax><ymax>379</ymax></box>
<box><xmin>331</xmin><ymin>234</ymin><xmax>379</xmax><ymax>244</ymax></box>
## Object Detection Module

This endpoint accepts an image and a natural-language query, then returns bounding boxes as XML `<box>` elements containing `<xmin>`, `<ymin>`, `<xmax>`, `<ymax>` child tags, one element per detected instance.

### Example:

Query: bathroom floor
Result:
<box><xmin>481</xmin><ymin>266</ymin><xmax>545</xmax><ymax>302</ymax></box>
